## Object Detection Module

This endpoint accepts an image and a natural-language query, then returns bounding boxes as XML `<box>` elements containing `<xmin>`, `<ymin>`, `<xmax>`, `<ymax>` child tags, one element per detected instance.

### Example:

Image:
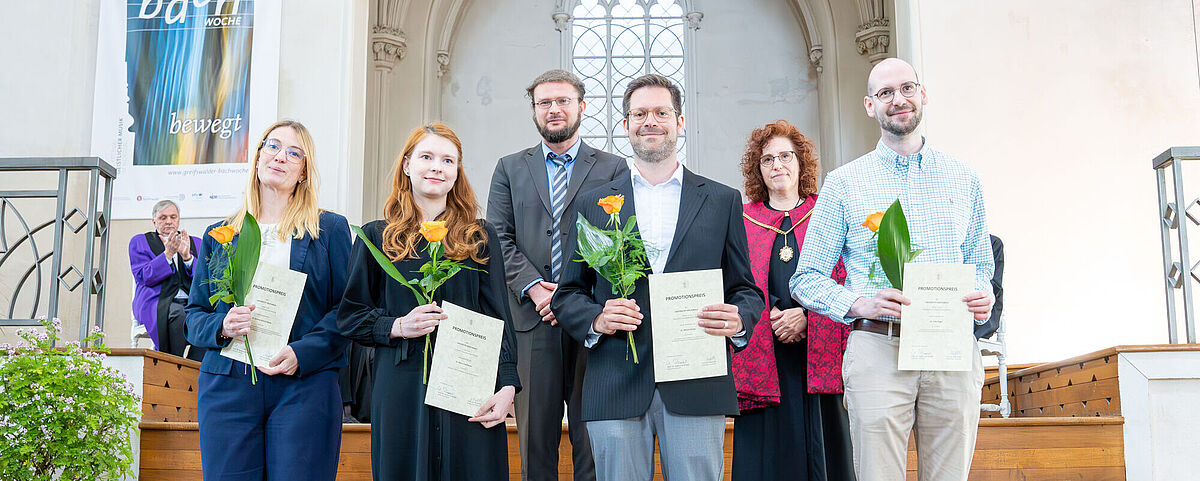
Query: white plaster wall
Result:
<box><xmin>438</xmin><ymin>0</ymin><xmax>563</xmax><ymax>208</ymax></box>
<box><xmin>827</xmin><ymin>0</ymin><xmax>882</xmax><ymax>164</ymax></box>
<box><xmin>0</xmin><ymin>0</ymin><xmax>368</xmax><ymax>346</ymax></box>
<box><xmin>895</xmin><ymin>0</ymin><xmax>1200</xmax><ymax>363</ymax></box>
<box><xmin>690</xmin><ymin>0</ymin><xmax>819</xmax><ymax>190</ymax></box>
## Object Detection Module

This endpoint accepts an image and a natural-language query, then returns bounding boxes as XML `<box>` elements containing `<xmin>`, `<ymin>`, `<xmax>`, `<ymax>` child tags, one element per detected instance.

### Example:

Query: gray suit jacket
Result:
<box><xmin>487</xmin><ymin>141</ymin><xmax>629</xmax><ymax>332</ymax></box>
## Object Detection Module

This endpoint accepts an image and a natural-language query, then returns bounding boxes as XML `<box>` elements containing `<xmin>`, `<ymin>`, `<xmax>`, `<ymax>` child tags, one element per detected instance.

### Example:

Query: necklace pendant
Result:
<box><xmin>779</xmin><ymin>245</ymin><xmax>795</xmax><ymax>262</ymax></box>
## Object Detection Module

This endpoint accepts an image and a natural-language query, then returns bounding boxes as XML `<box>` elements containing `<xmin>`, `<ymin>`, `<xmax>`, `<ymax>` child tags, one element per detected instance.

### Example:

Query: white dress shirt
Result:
<box><xmin>630</xmin><ymin>158</ymin><xmax>685</xmax><ymax>274</ymax></box>
<box><xmin>585</xmin><ymin>160</ymin><xmax>747</xmax><ymax>348</ymax></box>
<box><xmin>258</xmin><ymin>224</ymin><xmax>293</xmax><ymax>269</ymax></box>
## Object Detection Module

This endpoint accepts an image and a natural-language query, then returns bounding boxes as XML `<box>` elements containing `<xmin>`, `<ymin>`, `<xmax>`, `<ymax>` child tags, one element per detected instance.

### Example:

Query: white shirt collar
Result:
<box><xmin>629</xmin><ymin>159</ymin><xmax>685</xmax><ymax>188</ymax></box>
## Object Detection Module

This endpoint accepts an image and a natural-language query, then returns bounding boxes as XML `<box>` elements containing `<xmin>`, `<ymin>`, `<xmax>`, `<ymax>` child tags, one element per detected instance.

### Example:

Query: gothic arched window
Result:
<box><xmin>569</xmin><ymin>0</ymin><xmax>689</xmax><ymax>162</ymax></box>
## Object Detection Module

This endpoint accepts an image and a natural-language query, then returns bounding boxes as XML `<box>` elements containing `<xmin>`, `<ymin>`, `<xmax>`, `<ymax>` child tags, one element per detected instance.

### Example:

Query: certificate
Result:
<box><xmin>220</xmin><ymin>262</ymin><xmax>307</xmax><ymax>368</ymax></box>
<box><xmin>424</xmin><ymin>301</ymin><xmax>505</xmax><ymax>417</ymax></box>
<box><xmin>897</xmin><ymin>263</ymin><xmax>975</xmax><ymax>371</ymax></box>
<box><xmin>649</xmin><ymin>268</ymin><xmax>728</xmax><ymax>383</ymax></box>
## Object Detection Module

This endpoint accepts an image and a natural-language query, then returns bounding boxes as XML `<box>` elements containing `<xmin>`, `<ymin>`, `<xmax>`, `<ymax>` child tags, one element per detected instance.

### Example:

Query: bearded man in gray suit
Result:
<box><xmin>487</xmin><ymin>69</ymin><xmax>629</xmax><ymax>481</ymax></box>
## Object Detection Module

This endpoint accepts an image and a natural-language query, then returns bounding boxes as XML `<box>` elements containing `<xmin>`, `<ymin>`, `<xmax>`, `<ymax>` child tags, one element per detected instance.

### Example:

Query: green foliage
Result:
<box><xmin>349</xmin><ymin>224</ymin><xmax>428</xmax><ymax>304</ymax></box>
<box><xmin>0</xmin><ymin>318</ymin><xmax>141</xmax><ymax>481</ymax></box>
<box><xmin>574</xmin><ymin>212</ymin><xmax>650</xmax><ymax>298</ymax></box>
<box><xmin>573</xmin><ymin>211</ymin><xmax>651</xmax><ymax>363</ymax></box>
<box><xmin>231</xmin><ymin>212</ymin><xmax>261</xmax><ymax>305</ymax></box>
<box><xmin>876</xmin><ymin>200</ymin><xmax>923</xmax><ymax>290</ymax></box>
<box><xmin>203</xmin><ymin>212</ymin><xmax>262</xmax><ymax>384</ymax></box>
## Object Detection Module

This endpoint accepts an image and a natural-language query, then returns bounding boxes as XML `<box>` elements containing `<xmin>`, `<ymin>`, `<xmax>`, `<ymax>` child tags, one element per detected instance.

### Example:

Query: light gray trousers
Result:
<box><xmin>586</xmin><ymin>389</ymin><xmax>726</xmax><ymax>481</ymax></box>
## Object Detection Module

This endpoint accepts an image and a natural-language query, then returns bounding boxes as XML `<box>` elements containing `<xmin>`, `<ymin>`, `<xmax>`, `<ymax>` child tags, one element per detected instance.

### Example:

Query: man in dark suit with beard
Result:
<box><xmin>551</xmin><ymin>74</ymin><xmax>762</xmax><ymax>481</ymax></box>
<box><xmin>487</xmin><ymin>69</ymin><xmax>628</xmax><ymax>481</ymax></box>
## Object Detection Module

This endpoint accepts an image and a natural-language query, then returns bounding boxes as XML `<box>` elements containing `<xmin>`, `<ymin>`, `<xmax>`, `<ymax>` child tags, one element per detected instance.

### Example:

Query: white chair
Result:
<box><xmin>131</xmin><ymin>290</ymin><xmax>153</xmax><ymax>348</ymax></box>
<box><xmin>979</xmin><ymin>312</ymin><xmax>1010</xmax><ymax>418</ymax></box>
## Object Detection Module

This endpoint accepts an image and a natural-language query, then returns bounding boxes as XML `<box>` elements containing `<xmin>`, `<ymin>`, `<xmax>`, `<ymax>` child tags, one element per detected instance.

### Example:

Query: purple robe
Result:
<box><xmin>129</xmin><ymin>232</ymin><xmax>200</xmax><ymax>349</ymax></box>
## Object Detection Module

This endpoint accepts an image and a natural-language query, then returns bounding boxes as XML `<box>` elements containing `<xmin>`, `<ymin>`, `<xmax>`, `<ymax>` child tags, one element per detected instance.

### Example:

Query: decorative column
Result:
<box><xmin>855</xmin><ymin>0</ymin><xmax>891</xmax><ymax>64</ymax></box>
<box><xmin>365</xmin><ymin>1</ymin><xmax>408</xmax><ymax>215</ymax></box>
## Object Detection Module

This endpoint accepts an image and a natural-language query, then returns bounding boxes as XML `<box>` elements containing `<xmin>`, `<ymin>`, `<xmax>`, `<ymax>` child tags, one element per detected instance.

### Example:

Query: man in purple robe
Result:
<box><xmin>129</xmin><ymin>199</ymin><xmax>203</xmax><ymax>360</ymax></box>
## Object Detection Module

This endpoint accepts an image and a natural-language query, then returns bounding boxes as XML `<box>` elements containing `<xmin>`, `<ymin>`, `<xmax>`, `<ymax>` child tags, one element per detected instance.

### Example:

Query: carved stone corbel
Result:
<box><xmin>553</xmin><ymin>12</ymin><xmax>572</xmax><ymax>32</ymax></box>
<box><xmin>855</xmin><ymin>18</ymin><xmax>890</xmax><ymax>64</ymax></box>
<box><xmin>436</xmin><ymin>50</ymin><xmax>451</xmax><ymax>79</ymax></box>
<box><xmin>684</xmin><ymin>11</ymin><xmax>703</xmax><ymax>30</ymax></box>
<box><xmin>371</xmin><ymin>25</ymin><xmax>407</xmax><ymax>72</ymax></box>
<box><xmin>808</xmin><ymin>45</ymin><xmax>824</xmax><ymax>74</ymax></box>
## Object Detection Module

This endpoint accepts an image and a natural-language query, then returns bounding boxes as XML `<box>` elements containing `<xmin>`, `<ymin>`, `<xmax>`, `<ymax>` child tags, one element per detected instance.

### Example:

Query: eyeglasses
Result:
<box><xmin>260</xmin><ymin>139</ymin><xmax>306</xmax><ymax>163</ymax></box>
<box><xmin>533</xmin><ymin>97</ymin><xmax>579</xmax><ymax>110</ymax></box>
<box><xmin>872</xmin><ymin>82</ymin><xmax>921</xmax><ymax>103</ymax></box>
<box><xmin>759</xmin><ymin>151</ymin><xmax>797</xmax><ymax>167</ymax></box>
<box><xmin>627</xmin><ymin>107</ymin><xmax>677</xmax><ymax>124</ymax></box>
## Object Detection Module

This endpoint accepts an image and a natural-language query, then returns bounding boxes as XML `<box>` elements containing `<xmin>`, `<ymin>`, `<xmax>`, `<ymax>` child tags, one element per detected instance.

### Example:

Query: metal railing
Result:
<box><xmin>0</xmin><ymin>157</ymin><xmax>115</xmax><ymax>344</ymax></box>
<box><xmin>1154</xmin><ymin>146</ymin><xmax>1200</xmax><ymax>344</ymax></box>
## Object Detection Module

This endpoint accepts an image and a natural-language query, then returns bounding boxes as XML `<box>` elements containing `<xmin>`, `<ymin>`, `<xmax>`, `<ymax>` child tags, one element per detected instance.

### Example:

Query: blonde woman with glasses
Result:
<box><xmin>186</xmin><ymin>119</ymin><xmax>352</xmax><ymax>480</ymax></box>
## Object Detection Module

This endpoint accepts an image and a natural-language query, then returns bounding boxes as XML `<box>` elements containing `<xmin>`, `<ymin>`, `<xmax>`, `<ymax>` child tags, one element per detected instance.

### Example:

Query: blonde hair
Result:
<box><xmin>381</xmin><ymin>123</ymin><xmax>487</xmax><ymax>263</ymax></box>
<box><xmin>225</xmin><ymin>120</ymin><xmax>322</xmax><ymax>240</ymax></box>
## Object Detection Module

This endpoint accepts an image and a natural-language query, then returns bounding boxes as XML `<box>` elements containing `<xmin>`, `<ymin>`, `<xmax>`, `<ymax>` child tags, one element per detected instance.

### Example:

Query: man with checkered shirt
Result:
<box><xmin>790</xmin><ymin>58</ymin><xmax>996</xmax><ymax>481</ymax></box>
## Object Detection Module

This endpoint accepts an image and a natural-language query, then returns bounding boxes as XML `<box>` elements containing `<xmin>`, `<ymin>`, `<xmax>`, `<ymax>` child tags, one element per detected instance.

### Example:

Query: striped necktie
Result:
<box><xmin>548</xmin><ymin>152</ymin><xmax>571</xmax><ymax>282</ymax></box>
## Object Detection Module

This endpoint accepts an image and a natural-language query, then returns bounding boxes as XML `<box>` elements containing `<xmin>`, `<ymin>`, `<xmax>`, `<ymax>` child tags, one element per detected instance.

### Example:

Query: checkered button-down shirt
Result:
<box><xmin>789</xmin><ymin>139</ymin><xmax>995</xmax><ymax>325</ymax></box>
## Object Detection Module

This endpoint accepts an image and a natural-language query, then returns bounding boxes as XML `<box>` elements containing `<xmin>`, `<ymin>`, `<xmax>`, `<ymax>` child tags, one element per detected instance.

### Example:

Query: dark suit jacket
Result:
<box><xmin>185</xmin><ymin>211</ymin><xmax>352</xmax><ymax>378</ymax></box>
<box><xmin>486</xmin><ymin>141</ymin><xmax>629</xmax><ymax>332</ymax></box>
<box><xmin>975</xmin><ymin>234</ymin><xmax>1005</xmax><ymax>339</ymax></box>
<box><xmin>551</xmin><ymin>168</ymin><xmax>764</xmax><ymax>421</ymax></box>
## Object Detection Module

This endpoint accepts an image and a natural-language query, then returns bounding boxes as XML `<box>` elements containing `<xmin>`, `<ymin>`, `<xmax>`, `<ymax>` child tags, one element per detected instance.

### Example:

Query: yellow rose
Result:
<box><xmin>598</xmin><ymin>195</ymin><xmax>625</xmax><ymax>215</ymax></box>
<box><xmin>420</xmin><ymin>221</ymin><xmax>449</xmax><ymax>243</ymax></box>
<box><xmin>209</xmin><ymin>225</ymin><xmax>237</xmax><ymax>244</ymax></box>
<box><xmin>862</xmin><ymin>211</ymin><xmax>885</xmax><ymax>233</ymax></box>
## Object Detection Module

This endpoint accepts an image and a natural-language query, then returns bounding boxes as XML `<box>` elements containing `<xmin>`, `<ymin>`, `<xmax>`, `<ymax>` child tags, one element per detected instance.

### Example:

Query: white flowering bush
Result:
<box><xmin>0</xmin><ymin>318</ymin><xmax>141</xmax><ymax>481</ymax></box>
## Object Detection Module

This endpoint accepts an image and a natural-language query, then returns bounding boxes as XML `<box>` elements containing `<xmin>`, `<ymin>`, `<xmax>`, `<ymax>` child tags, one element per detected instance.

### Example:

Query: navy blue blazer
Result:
<box><xmin>185</xmin><ymin>211</ymin><xmax>352</xmax><ymax>378</ymax></box>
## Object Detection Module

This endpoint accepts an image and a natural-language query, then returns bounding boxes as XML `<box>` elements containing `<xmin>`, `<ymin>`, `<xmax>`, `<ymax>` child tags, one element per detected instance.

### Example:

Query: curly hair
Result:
<box><xmin>739</xmin><ymin>120</ymin><xmax>820</xmax><ymax>204</ymax></box>
<box><xmin>381</xmin><ymin>123</ymin><xmax>487</xmax><ymax>264</ymax></box>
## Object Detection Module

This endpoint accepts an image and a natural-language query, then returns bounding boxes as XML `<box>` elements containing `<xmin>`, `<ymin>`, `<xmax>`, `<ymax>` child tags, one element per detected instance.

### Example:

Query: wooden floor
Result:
<box><xmin>140</xmin><ymin>415</ymin><xmax>1124</xmax><ymax>480</ymax></box>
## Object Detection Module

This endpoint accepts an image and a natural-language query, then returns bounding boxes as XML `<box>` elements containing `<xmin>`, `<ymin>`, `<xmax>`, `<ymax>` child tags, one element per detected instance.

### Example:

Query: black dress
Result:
<box><xmin>337</xmin><ymin>220</ymin><xmax>520</xmax><ymax>481</ymax></box>
<box><xmin>731</xmin><ymin>211</ymin><xmax>856</xmax><ymax>481</ymax></box>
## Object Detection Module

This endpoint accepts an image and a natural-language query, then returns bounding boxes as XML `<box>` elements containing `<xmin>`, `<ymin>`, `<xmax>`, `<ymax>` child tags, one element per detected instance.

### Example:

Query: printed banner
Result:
<box><xmin>92</xmin><ymin>0</ymin><xmax>280</xmax><ymax>219</ymax></box>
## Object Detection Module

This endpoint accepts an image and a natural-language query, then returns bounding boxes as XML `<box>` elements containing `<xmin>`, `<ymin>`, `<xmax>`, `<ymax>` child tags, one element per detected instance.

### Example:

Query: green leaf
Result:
<box><xmin>622</xmin><ymin>215</ymin><xmax>638</xmax><ymax>235</ymax></box>
<box><xmin>876</xmin><ymin>199</ymin><xmax>910</xmax><ymax>290</ymax></box>
<box><xmin>231</xmin><ymin>213</ymin><xmax>262</xmax><ymax>304</ymax></box>
<box><xmin>209</xmin><ymin>293</ymin><xmax>223</xmax><ymax>305</ymax></box>
<box><xmin>351</xmin><ymin>224</ymin><xmax>429</xmax><ymax>304</ymax></box>
<box><xmin>575</xmin><ymin>212</ymin><xmax>616</xmax><ymax>260</ymax></box>
<box><xmin>619</xmin><ymin>270</ymin><xmax>643</xmax><ymax>290</ymax></box>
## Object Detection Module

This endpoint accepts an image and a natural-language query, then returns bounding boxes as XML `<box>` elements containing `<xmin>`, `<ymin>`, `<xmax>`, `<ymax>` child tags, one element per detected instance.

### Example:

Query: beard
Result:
<box><xmin>630</xmin><ymin>126</ymin><xmax>677</xmax><ymax>164</ymax></box>
<box><xmin>535</xmin><ymin>113</ymin><xmax>581</xmax><ymax>144</ymax></box>
<box><xmin>880</xmin><ymin>104</ymin><xmax>923</xmax><ymax>136</ymax></box>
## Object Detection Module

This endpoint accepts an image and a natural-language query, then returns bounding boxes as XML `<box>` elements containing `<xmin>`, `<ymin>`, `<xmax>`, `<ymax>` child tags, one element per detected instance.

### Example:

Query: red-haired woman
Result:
<box><xmin>730</xmin><ymin>120</ymin><xmax>855</xmax><ymax>481</ymax></box>
<box><xmin>337</xmin><ymin>123</ymin><xmax>519</xmax><ymax>480</ymax></box>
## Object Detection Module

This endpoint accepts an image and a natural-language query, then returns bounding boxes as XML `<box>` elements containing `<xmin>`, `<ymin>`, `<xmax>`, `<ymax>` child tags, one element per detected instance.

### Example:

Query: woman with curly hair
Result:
<box><xmin>730</xmin><ymin>120</ymin><xmax>855</xmax><ymax>481</ymax></box>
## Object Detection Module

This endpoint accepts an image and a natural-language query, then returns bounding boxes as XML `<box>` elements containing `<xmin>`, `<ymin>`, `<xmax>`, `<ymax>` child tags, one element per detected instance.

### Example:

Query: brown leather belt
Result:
<box><xmin>852</xmin><ymin>318</ymin><xmax>901</xmax><ymax>337</ymax></box>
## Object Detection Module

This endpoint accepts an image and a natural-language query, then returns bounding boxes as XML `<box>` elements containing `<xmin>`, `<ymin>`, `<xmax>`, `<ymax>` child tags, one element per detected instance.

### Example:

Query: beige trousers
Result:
<box><xmin>842</xmin><ymin>330</ymin><xmax>984</xmax><ymax>481</ymax></box>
